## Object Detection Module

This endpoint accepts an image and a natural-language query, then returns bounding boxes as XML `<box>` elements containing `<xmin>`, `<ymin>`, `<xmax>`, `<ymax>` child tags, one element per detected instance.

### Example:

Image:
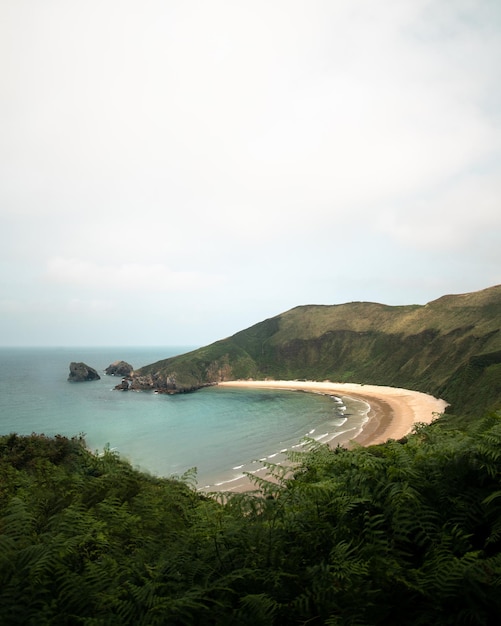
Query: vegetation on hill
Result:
<box><xmin>134</xmin><ymin>285</ymin><xmax>501</xmax><ymax>417</ymax></box>
<box><xmin>1</xmin><ymin>413</ymin><xmax>501</xmax><ymax>624</ymax></box>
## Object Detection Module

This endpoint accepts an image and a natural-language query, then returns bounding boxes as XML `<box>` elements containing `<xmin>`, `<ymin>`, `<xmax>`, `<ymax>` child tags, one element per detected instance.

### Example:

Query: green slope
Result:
<box><xmin>133</xmin><ymin>284</ymin><xmax>501</xmax><ymax>416</ymax></box>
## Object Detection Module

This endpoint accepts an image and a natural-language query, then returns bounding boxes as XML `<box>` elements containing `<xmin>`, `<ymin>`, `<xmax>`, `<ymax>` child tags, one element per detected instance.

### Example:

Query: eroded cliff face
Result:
<box><xmin>114</xmin><ymin>371</ymin><xmax>215</xmax><ymax>394</ymax></box>
<box><xmin>121</xmin><ymin>348</ymin><xmax>244</xmax><ymax>394</ymax></box>
<box><xmin>68</xmin><ymin>362</ymin><xmax>100</xmax><ymax>382</ymax></box>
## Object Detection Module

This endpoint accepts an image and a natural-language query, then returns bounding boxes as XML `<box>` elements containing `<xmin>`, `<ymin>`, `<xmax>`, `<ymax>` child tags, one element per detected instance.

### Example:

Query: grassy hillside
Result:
<box><xmin>133</xmin><ymin>285</ymin><xmax>501</xmax><ymax>417</ymax></box>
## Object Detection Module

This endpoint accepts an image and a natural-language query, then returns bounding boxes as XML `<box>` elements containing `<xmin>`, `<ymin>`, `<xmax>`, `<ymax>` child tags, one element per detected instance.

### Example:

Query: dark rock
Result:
<box><xmin>125</xmin><ymin>371</ymin><xmax>213</xmax><ymax>394</ymax></box>
<box><xmin>68</xmin><ymin>362</ymin><xmax>101</xmax><ymax>382</ymax></box>
<box><xmin>114</xmin><ymin>378</ymin><xmax>131</xmax><ymax>391</ymax></box>
<box><xmin>105</xmin><ymin>360</ymin><xmax>133</xmax><ymax>377</ymax></box>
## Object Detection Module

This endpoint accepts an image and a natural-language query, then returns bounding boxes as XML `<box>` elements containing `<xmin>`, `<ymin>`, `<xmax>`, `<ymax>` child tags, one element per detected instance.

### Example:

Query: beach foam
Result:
<box><xmin>211</xmin><ymin>380</ymin><xmax>448</xmax><ymax>493</ymax></box>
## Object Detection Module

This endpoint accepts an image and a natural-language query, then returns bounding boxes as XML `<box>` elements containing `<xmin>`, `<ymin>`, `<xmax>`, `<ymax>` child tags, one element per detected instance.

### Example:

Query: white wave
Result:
<box><xmin>232</xmin><ymin>464</ymin><xmax>244</xmax><ymax>470</ymax></box>
<box><xmin>249</xmin><ymin>466</ymin><xmax>267</xmax><ymax>474</ymax></box>
<box><xmin>214</xmin><ymin>473</ymin><xmax>246</xmax><ymax>487</ymax></box>
<box><xmin>314</xmin><ymin>432</ymin><xmax>329</xmax><ymax>440</ymax></box>
<box><xmin>332</xmin><ymin>417</ymin><xmax>348</xmax><ymax>426</ymax></box>
<box><xmin>324</xmin><ymin>425</ymin><xmax>363</xmax><ymax>443</ymax></box>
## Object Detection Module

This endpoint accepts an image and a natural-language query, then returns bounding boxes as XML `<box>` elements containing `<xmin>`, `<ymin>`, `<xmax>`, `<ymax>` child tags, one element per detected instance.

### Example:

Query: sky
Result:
<box><xmin>1</xmin><ymin>0</ymin><xmax>500</xmax><ymax>347</ymax></box>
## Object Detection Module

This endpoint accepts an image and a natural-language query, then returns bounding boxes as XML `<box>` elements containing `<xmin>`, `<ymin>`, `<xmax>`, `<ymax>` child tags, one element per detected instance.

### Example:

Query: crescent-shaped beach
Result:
<box><xmin>215</xmin><ymin>380</ymin><xmax>448</xmax><ymax>492</ymax></box>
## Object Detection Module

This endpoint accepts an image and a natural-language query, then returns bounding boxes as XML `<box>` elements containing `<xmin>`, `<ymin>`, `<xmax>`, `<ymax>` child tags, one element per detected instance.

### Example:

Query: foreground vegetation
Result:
<box><xmin>2</xmin><ymin>410</ymin><xmax>501</xmax><ymax>624</ymax></box>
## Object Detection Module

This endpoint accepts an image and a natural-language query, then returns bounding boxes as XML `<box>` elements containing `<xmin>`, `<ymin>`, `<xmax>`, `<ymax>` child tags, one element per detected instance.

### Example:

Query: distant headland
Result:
<box><xmin>111</xmin><ymin>284</ymin><xmax>501</xmax><ymax>419</ymax></box>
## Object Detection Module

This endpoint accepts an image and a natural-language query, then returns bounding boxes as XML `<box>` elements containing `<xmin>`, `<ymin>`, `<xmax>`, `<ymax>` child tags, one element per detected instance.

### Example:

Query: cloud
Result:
<box><xmin>2</xmin><ymin>0</ymin><xmax>498</xmax><ymax>223</ymax></box>
<box><xmin>0</xmin><ymin>1</ymin><xmax>500</xmax><ymax>345</ymax></box>
<box><xmin>376</xmin><ymin>170</ymin><xmax>501</xmax><ymax>253</ymax></box>
<box><xmin>0</xmin><ymin>299</ymin><xmax>26</xmax><ymax>314</ymax></box>
<box><xmin>45</xmin><ymin>258</ymin><xmax>225</xmax><ymax>293</ymax></box>
<box><xmin>65</xmin><ymin>298</ymin><xmax>115</xmax><ymax>315</ymax></box>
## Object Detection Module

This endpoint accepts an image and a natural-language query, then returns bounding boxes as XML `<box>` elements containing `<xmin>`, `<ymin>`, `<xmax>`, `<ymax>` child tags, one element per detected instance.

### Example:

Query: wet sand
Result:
<box><xmin>211</xmin><ymin>380</ymin><xmax>448</xmax><ymax>493</ymax></box>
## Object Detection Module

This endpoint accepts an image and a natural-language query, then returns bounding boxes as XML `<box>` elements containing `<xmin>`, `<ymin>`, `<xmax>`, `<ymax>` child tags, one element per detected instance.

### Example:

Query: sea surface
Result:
<box><xmin>0</xmin><ymin>347</ymin><xmax>370</xmax><ymax>489</ymax></box>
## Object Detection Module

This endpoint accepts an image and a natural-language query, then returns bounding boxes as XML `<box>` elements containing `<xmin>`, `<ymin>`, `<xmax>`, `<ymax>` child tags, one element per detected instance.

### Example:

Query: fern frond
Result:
<box><xmin>234</xmin><ymin>592</ymin><xmax>278</xmax><ymax>625</ymax></box>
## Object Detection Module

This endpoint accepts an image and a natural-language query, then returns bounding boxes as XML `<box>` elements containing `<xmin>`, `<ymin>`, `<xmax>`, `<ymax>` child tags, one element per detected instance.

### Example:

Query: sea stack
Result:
<box><xmin>68</xmin><ymin>362</ymin><xmax>101</xmax><ymax>382</ymax></box>
<box><xmin>105</xmin><ymin>361</ymin><xmax>133</xmax><ymax>377</ymax></box>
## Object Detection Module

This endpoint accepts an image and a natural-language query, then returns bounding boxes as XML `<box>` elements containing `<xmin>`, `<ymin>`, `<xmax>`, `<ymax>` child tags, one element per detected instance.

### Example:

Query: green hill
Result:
<box><xmin>132</xmin><ymin>284</ymin><xmax>501</xmax><ymax>417</ymax></box>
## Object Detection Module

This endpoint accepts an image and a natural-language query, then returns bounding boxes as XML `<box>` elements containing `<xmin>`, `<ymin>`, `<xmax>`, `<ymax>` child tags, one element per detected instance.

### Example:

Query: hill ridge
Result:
<box><xmin>128</xmin><ymin>284</ymin><xmax>501</xmax><ymax>417</ymax></box>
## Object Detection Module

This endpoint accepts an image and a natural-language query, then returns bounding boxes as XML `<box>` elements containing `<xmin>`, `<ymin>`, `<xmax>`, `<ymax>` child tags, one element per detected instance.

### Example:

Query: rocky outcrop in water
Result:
<box><xmin>105</xmin><ymin>361</ymin><xmax>133</xmax><ymax>377</ymax></box>
<box><xmin>68</xmin><ymin>362</ymin><xmax>101</xmax><ymax>382</ymax></box>
<box><xmin>114</xmin><ymin>378</ymin><xmax>131</xmax><ymax>391</ymax></box>
<box><xmin>113</xmin><ymin>371</ymin><xmax>212</xmax><ymax>393</ymax></box>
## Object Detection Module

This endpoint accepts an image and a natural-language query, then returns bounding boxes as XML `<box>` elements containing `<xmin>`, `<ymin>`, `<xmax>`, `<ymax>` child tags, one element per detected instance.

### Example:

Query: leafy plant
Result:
<box><xmin>1</xmin><ymin>413</ymin><xmax>501</xmax><ymax>624</ymax></box>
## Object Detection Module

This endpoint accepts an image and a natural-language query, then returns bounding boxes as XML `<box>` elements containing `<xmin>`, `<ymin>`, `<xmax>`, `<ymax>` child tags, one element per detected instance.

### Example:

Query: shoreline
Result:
<box><xmin>209</xmin><ymin>380</ymin><xmax>448</xmax><ymax>493</ymax></box>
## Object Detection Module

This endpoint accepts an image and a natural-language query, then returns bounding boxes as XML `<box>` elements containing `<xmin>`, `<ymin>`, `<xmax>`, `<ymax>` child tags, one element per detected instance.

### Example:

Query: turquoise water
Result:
<box><xmin>0</xmin><ymin>347</ymin><xmax>369</xmax><ymax>488</ymax></box>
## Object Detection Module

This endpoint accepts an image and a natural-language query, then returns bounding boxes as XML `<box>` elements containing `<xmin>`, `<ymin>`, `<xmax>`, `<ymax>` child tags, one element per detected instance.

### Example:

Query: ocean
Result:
<box><xmin>0</xmin><ymin>347</ymin><xmax>370</xmax><ymax>489</ymax></box>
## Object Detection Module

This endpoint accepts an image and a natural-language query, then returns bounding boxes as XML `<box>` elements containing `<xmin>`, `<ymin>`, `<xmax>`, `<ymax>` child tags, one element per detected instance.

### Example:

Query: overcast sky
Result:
<box><xmin>1</xmin><ymin>0</ymin><xmax>500</xmax><ymax>347</ymax></box>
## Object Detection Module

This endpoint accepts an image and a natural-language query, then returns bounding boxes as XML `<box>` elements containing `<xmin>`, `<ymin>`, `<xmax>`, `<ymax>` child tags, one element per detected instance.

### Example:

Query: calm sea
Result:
<box><xmin>0</xmin><ymin>347</ymin><xmax>369</xmax><ymax>489</ymax></box>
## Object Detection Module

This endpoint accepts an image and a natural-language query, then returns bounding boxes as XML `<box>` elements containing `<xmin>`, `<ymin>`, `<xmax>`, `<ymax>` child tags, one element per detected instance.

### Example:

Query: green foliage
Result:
<box><xmin>2</xmin><ymin>414</ymin><xmax>501</xmax><ymax>624</ymax></box>
<box><xmin>439</xmin><ymin>354</ymin><xmax>501</xmax><ymax>417</ymax></box>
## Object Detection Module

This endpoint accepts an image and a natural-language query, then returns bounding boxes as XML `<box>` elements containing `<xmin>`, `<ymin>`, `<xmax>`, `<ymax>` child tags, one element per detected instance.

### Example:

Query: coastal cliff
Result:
<box><xmin>114</xmin><ymin>370</ymin><xmax>214</xmax><ymax>394</ymax></box>
<box><xmin>130</xmin><ymin>284</ymin><xmax>501</xmax><ymax>416</ymax></box>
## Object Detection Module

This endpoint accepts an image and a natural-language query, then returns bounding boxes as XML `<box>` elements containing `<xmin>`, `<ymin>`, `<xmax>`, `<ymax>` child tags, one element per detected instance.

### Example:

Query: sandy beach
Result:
<box><xmin>213</xmin><ymin>380</ymin><xmax>448</xmax><ymax>493</ymax></box>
